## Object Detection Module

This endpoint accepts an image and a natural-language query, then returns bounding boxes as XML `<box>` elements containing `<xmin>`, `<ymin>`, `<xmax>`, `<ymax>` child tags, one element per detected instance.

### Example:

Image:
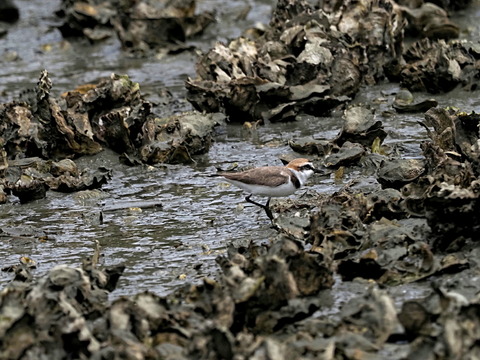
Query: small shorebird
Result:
<box><xmin>217</xmin><ymin>158</ymin><xmax>318</xmax><ymax>220</ymax></box>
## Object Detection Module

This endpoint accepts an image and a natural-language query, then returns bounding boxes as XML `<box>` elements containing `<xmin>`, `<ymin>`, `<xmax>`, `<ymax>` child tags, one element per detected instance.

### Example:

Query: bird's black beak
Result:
<box><xmin>313</xmin><ymin>168</ymin><xmax>324</xmax><ymax>174</ymax></box>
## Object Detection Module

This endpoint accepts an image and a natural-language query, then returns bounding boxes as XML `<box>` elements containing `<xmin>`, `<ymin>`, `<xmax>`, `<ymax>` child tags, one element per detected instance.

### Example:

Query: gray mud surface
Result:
<box><xmin>0</xmin><ymin>0</ymin><xmax>277</xmax><ymax>296</ymax></box>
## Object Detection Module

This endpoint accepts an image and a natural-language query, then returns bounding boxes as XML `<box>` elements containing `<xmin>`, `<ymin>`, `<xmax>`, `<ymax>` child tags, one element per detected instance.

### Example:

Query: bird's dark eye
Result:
<box><xmin>301</xmin><ymin>164</ymin><xmax>314</xmax><ymax>170</ymax></box>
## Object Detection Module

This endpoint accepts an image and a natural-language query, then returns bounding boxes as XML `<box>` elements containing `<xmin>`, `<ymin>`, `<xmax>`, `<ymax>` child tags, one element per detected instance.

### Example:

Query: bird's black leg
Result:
<box><xmin>263</xmin><ymin>197</ymin><xmax>273</xmax><ymax>221</ymax></box>
<box><xmin>245</xmin><ymin>194</ymin><xmax>265</xmax><ymax>208</ymax></box>
<box><xmin>245</xmin><ymin>195</ymin><xmax>274</xmax><ymax>221</ymax></box>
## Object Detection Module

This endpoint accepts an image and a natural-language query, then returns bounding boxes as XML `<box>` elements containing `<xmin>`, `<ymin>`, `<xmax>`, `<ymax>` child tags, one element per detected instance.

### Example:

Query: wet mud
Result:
<box><xmin>1</xmin><ymin>0</ymin><xmax>480</xmax><ymax>358</ymax></box>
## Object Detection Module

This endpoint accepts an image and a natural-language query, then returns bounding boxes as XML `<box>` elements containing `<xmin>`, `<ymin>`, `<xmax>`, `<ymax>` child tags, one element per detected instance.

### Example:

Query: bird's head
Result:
<box><xmin>286</xmin><ymin>158</ymin><xmax>319</xmax><ymax>184</ymax></box>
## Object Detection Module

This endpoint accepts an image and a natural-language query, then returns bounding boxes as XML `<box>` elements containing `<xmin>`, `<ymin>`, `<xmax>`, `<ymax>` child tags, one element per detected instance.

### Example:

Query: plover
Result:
<box><xmin>217</xmin><ymin>158</ymin><xmax>317</xmax><ymax>220</ymax></box>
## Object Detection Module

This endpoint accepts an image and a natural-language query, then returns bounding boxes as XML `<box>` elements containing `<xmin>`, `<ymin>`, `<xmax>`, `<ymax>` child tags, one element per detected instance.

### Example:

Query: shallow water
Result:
<box><xmin>1</xmin><ymin>0</ymin><xmax>480</xmax><ymax>302</ymax></box>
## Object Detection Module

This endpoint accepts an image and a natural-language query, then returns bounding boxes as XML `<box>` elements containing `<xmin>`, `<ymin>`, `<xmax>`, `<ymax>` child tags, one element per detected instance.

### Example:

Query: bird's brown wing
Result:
<box><xmin>220</xmin><ymin>166</ymin><xmax>293</xmax><ymax>187</ymax></box>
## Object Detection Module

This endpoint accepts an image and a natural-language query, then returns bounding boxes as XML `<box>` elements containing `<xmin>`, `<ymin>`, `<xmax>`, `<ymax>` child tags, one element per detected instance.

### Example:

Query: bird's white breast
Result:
<box><xmin>224</xmin><ymin>177</ymin><xmax>297</xmax><ymax>197</ymax></box>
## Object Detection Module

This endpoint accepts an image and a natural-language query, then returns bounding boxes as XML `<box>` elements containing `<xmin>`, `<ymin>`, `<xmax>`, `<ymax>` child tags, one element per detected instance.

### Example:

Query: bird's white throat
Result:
<box><xmin>291</xmin><ymin>168</ymin><xmax>314</xmax><ymax>187</ymax></box>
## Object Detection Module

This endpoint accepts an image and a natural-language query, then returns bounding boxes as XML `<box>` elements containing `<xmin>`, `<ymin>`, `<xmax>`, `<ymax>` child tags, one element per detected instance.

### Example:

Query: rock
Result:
<box><xmin>0</xmin><ymin>259</ymin><xmax>124</xmax><ymax>359</ymax></box>
<box><xmin>339</xmin><ymin>286</ymin><xmax>400</xmax><ymax>346</ymax></box>
<box><xmin>56</xmin><ymin>1</ymin><xmax>116</xmax><ymax>39</ymax></box>
<box><xmin>0</xmin><ymin>156</ymin><xmax>112</xmax><ymax>202</ymax></box>
<box><xmin>50</xmin><ymin>159</ymin><xmax>79</xmax><ymax>177</ymax></box>
<box><xmin>10</xmin><ymin>174</ymin><xmax>48</xmax><ymax>203</ymax></box>
<box><xmin>398</xmin><ymin>300</ymin><xmax>431</xmax><ymax>338</ymax></box>
<box><xmin>308</xmin><ymin>189</ymin><xmax>366</xmax><ymax>249</ymax></box>
<box><xmin>401</xmin><ymin>108</ymin><xmax>480</xmax><ymax>251</ymax></box>
<box><xmin>139</xmin><ymin>112</ymin><xmax>225</xmax><ymax>164</ymax></box>
<box><xmin>0</xmin><ymin>0</ymin><xmax>19</xmax><ymax>23</ymax></box>
<box><xmin>399</xmin><ymin>39</ymin><xmax>478</xmax><ymax>93</ymax></box>
<box><xmin>0</xmin><ymin>71</ymin><xmax>222</xmax><ymax>170</ymax></box>
<box><xmin>324</xmin><ymin>141</ymin><xmax>365</xmax><ymax>168</ymax></box>
<box><xmin>307</xmin><ymin>182</ymin><xmax>469</xmax><ymax>287</ymax></box>
<box><xmin>46</xmin><ymin>166</ymin><xmax>112</xmax><ymax>192</ymax></box>
<box><xmin>56</xmin><ymin>0</ymin><xmax>215</xmax><ymax>49</ymax></box>
<box><xmin>393</xmin><ymin>89</ymin><xmax>438</xmax><ymax>113</ymax></box>
<box><xmin>288</xmin><ymin>136</ymin><xmax>334</xmax><ymax>156</ymax></box>
<box><xmin>216</xmin><ymin>236</ymin><xmax>334</xmax><ymax>333</ymax></box>
<box><xmin>376</xmin><ymin>158</ymin><xmax>425</xmax><ymax>189</ymax></box>
<box><xmin>401</xmin><ymin>2</ymin><xmax>460</xmax><ymax>40</ymax></box>
<box><xmin>112</xmin><ymin>0</ymin><xmax>214</xmax><ymax>55</ymax></box>
<box><xmin>186</xmin><ymin>0</ymin><xmax>406</xmax><ymax>122</ymax></box>
<box><xmin>364</xmin><ymin>188</ymin><xmax>404</xmax><ymax>220</ymax></box>
<box><xmin>401</xmin><ymin>284</ymin><xmax>479</xmax><ymax>359</ymax></box>
<box><xmin>334</xmin><ymin>105</ymin><xmax>387</xmax><ymax>148</ymax></box>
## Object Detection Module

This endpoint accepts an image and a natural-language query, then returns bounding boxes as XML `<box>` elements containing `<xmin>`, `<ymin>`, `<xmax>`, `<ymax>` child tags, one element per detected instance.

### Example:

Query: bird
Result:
<box><xmin>216</xmin><ymin>158</ymin><xmax>318</xmax><ymax>220</ymax></box>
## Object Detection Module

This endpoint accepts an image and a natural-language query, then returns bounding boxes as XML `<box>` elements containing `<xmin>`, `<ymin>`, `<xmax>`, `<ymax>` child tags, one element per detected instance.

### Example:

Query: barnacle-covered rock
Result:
<box><xmin>0</xmin><ymin>71</ymin><xmax>222</xmax><ymax>166</ymax></box>
<box><xmin>401</xmin><ymin>2</ymin><xmax>460</xmax><ymax>40</ymax></box>
<box><xmin>112</xmin><ymin>0</ymin><xmax>215</xmax><ymax>55</ymax></box>
<box><xmin>376</xmin><ymin>158</ymin><xmax>425</xmax><ymax>189</ymax></box>
<box><xmin>308</xmin><ymin>183</ymin><xmax>469</xmax><ymax>286</ymax></box>
<box><xmin>0</xmin><ymin>71</ymin><xmax>227</xmax><ymax>201</ymax></box>
<box><xmin>56</xmin><ymin>0</ymin><xmax>214</xmax><ymax>49</ymax></box>
<box><xmin>46</xmin><ymin>166</ymin><xmax>111</xmax><ymax>192</ymax></box>
<box><xmin>400</xmin><ymin>284</ymin><xmax>480</xmax><ymax>359</ymax></box>
<box><xmin>334</xmin><ymin>105</ymin><xmax>387</xmax><ymax>147</ymax></box>
<box><xmin>399</xmin><ymin>39</ymin><xmax>480</xmax><ymax>93</ymax></box>
<box><xmin>186</xmin><ymin>0</ymin><xmax>406</xmax><ymax>122</ymax></box>
<box><xmin>212</xmin><ymin>236</ymin><xmax>334</xmax><ymax>334</ymax></box>
<box><xmin>139</xmin><ymin>112</ymin><xmax>225</xmax><ymax>164</ymax></box>
<box><xmin>308</xmin><ymin>189</ymin><xmax>367</xmax><ymax>249</ymax></box>
<box><xmin>56</xmin><ymin>0</ymin><xmax>116</xmax><ymax>40</ymax></box>
<box><xmin>324</xmin><ymin>141</ymin><xmax>366</xmax><ymax>168</ymax></box>
<box><xmin>288</xmin><ymin>136</ymin><xmax>334</xmax><ymax>156</ymax></box>
<box><xmin>0</xmin><ymin>157</ymin><xmax>111</xmax><ymax>202</ymax></box>
<box><xmin>10</xmin><ymin>174</ymin><xmax>48</xmax><ymax>203</ymax></box>
<box><xmin>338</xmin><ymin>286</ymin><xmax>400</xmax><ymax>346</ymax></box>
<box><xmin>0</xmin><ymin>259</ymin><xmax>124</xmax><ymax>359</ymax></box>
<box><xmin>401</xmin><ymin>108</ymin><xmax>480</xmax><ymax>251</ymax></box>
<box><xmin>392</xmin><ymin>89</ymin><xmax>438</xmax><ymax>113</ymax></box>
